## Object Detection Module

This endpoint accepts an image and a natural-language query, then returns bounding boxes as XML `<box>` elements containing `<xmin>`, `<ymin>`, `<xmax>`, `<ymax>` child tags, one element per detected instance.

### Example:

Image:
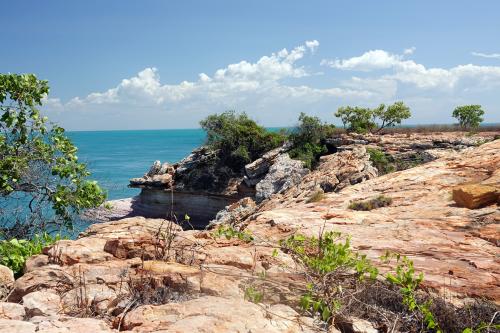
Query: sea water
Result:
<box><xmin>68</xmin><ymin>129</ymin><xmax>206</xmax><ymax>200</ymax></box>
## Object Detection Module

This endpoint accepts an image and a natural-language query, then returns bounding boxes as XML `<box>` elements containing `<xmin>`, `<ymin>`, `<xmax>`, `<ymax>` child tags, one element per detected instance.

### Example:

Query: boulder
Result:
<box><xmin>209</xmin><ymin>197</ymin><xmax>257</xmax><ymax>227</ymax></box>
<box><xmin>146</xmin><ymin>160</ymin><xmax>162</xmax><ymax>177</ymax></box>
<box><xmin>0</xmin><ymin>302</ymin><xmax>25</xmax><ymax>320</ymax></box>
<box><xmin>337</xmin><ymin>317</ymin><xmax>379</xmax><ymax>333</ymax></box>
<box><xmin>452</xmin><ymin>184</ymin><xmax>498</xmax><ymax>209</ymax></box>
<box><xmin>255</xmin><ymin>154</ymin><xmax>309</xmax><ymax>202</ymax></box>
<box><xmin>36</xmin><ymin>317</ymin><xmax>116</xmax><ymax>333</ymax></box>
<box><xmin>0</xmin><ymin>265</ymin><xmax>14</xmax><ymax>299</ymax></box>
<box><xmin>23</xmin><ymin>291</ymin><xmax>61</xmax><ymax>317</ymax></box>
<box><xmin>0</xmin><ymin>319</ymin><xmax>35</xmax><ymax>333</ymax></box>
<box><xmin>244</xmin><ymin>143</ymin><xmax>291</xmax><ymax>180</ymax></box>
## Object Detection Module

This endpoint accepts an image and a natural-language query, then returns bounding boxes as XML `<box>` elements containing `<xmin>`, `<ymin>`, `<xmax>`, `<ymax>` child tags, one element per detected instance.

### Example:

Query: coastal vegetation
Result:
<box><xmin>288</xmin><ymin>112</ymin><xmax>336</xmax><ymax>168</ymax></box>
<box><xmin>200</xmin><ymin>111</ymin><xmax>286</xmax><ymax>171</ymax></box>
<box><xmin>348</xmin><ymin>195</ymin><xmax>393</xmax><ymax>211</ymax></box>
<box><xmin>334</xmin><ymin>101</ymin><xmax>412</xmax><ymax>133</ymax></box>
<box><xmin>0</xmin><ymin>73</ymin><xmax>105</xmax><ymax>272</ymax></box>
<box><xmin>452</xmin><ymin>105</ymin><xmax>485</xmax><ymax>131</ymax></box>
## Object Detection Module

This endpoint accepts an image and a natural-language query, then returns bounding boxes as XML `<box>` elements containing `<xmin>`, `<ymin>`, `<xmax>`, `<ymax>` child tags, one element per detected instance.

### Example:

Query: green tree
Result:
<box><xmin>288</xmin><ymin>113</ymin><xmax>336</xmax><ymax>169</ymax></box>
<box><xmin>334</xmin><ymin>106</ymin><xmax>375</xmax><ymax>133</ymax></box>
<box><xmin>372</xmin><ymin>101</ymin><xmax>411</xmax><ymax>132</ymax></box>
<box><xmin>0</xmin><ymin>74</ymin><xmax>106</xmax><ymax>238</ymax></box>
<box><xmin>200</xmin><ymin>111</ymin><xmax>286</xmax><ymax>171</ymax></box>
<box><xmin>452</xmin><ymin>105</ymin><xmax>485</xmax><ymax>130</ymax></box>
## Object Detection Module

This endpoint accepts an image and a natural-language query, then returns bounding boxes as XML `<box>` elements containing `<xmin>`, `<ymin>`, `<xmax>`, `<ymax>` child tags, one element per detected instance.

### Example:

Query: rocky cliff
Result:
<box><xmin>12</xmin><ymin>131</ymin><xmax>497</xmax><ymax>333</ymax></box>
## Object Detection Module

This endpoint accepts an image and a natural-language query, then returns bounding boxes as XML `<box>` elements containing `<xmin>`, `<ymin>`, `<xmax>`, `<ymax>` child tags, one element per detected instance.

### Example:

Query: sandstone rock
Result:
<box><xmin>36</xmin><ymin>317</ymin><xmax>116</xmax><ymax>333</ymax></box>
<box><xmin>121</xmin><ymin>295</ymin><xmax>319</xmax><ymax>332</ymax></box>
<box><xmin>209</xmin><ymin>197</ymin><xmax>257</xmax><ymax>227</ymax></box>
<box><xmin>337</xmin><ymin>317</ymin><xmax>378</xmax><ymax>333</ymax></box>
<box><xmin>244</xmin><ymin>143</ymin><xmax>291</xmax><ymax>180</ymax></box>
<box><xmin>0</xmin><ymin>265</ymin><xmax>14</xmax><ymax>299</ymax></box>
<box><xmin>452</xmin><ymin>184</ymin><xmax>498</xmax><ymax>209</ymax></box>
<box><xmin>0</xmin><ymin>302</ymin><xmax>25</xmax><ymax>320</ymax></box>
<box><xmin>24</xmin><ymin>254</ymin><xmax>49</xmax><ymax>273</ymax></box>
<box><xmin>23</xmin><ymin>291</ymin><xmax>61</xmax><ymax>317</ymax></box>
<box><xmin>256</xmin><ymin>154</ymin><xmax>309</xmax><ymax>202</ymax></box>
<box><xmin>8</xmin><ymin>265</ymin><xmax>73</xmax><ymax>302</ymax></box>
<box><xmin>146</xmin><ymin>160</ymin><xmax>162</xmax><ymax>177</ymax></box>
<box><xmin>0</xmin><ymin>319</ymin><xmax>35</xmax><ymax>333</ymax></box>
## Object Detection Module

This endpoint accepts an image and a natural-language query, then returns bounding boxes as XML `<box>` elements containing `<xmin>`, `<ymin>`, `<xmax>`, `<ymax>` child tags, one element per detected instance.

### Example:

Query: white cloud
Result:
<box><xmin>321</xmin><ymin>50</ymin><xmax>403</xmax><ymax>71</ymax></box>
<box><xmin>471</xmin><ymin>51</ymin><xmax>500</xmax><ymax>59</ymax></box>
<box><xmin>43</xmin><ymin>42</ymin><xmax>500</xmax><ymax>130</ymax></box>
<box><xmin>322</xmin><ymin>49</ymin><xmax>500</xmax><ymax>90</ymax></box>
<box><xmin>403</xmin><ymin>46</ymin><xmax>416</xmax><ymax>55</ymax></box>
<box><xmin>305</xmin><ymin>40</ymin><xmax>320</xmax><ymax>53</ymax></box>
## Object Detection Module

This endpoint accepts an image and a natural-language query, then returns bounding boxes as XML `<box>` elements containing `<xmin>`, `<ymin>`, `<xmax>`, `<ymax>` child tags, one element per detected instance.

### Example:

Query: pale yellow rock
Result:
<box><xmin>452</xmin><ymin>184</ymin><xmax>498</xmax><ymax>209</ymax></box>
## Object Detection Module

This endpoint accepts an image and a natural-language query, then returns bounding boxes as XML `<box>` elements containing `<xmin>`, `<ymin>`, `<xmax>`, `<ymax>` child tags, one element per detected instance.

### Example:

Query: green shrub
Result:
<box><xmin>288</xmin><ymin>113</ymin><xmax>336</xmax><ymax>169</ymax></box>
<box><xmin>281</xmin><ymin>231</ymin><xmax>378</xmax><ymax>322</ymax></box>
<box><xmin>348</xmin><ymin>195</ymin><xmax>392</xmax><ymax>211</ymax></box>
<box><xmin>367</xmin><ymin>148</ymin><xmax>395</xmax><ymax>175</ymax></box>
<box><xmin>452</xmin><ymin>105</ymin><xmax>485</xmax><ymax>131</ymax></box>
<box><xmin>200</xmin><ymin>111</ymin><xmax>286</xmax><ymax>172</ymax></box>
<box><xmin>0</xmin><ymin>233</ymin><xmax>60</xmax><ymax>276</ymax></box>
<box><xmin>1</xmin><ymin>74</ymin><xmax>106</xmax><ymax>238</ymax></box>
<box><xmin>334</xmin><ymin>102</ymin><xmax>411</xmax><ymax>134</ymax></box>
<box><xmin>212</xmin><ymin>225</ymin><xmax>253</xmax><ymax>242</ymax></box>
<box><xmin>306</xmin><ymin>189</ymin><xmax>325</xmax><ymax>203</ymax></box>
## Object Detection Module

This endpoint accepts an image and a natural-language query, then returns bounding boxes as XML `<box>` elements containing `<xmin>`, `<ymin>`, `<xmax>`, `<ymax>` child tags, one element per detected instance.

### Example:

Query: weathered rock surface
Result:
<box><xmin>6</xmin><ymin>132</ymin><xmax>497</xmax><ymax>332</ymax></box>
<box><xmin>0</xmin><ymin>302</ymin><xmax>25</xmax><ymax>320</ymax></box>
<box><xmin>255</xmin><ymin>154</ymin><xmax>309</xmax><ymax>202</ymax></box>
<box><xmin>0</xmin><ymin>319</ymin><xmax>36</xmax><ymax>333</ymax></box>
<box><xmin>0</xmin><ymin>265</ymin><xmax>14</xmax><ymax>299</ymax></box>
<box><xmin>452</xmin><ymin>184</ymin><xmax>499</xmax><ymax>209</ymax></box>
<box><xmin>120</xmin><ymin>295</ymin><xmax>317</xmax><ymax>333</ymax></box>
<box><xmin>23</xmin><ymin>291</ymin><xmax>61</xmax><ymax>317</ymax></box>
<box><xmin>246</xmin><ymin>139</ymin><xmax>500</xmax><ymax>301</ymax></box>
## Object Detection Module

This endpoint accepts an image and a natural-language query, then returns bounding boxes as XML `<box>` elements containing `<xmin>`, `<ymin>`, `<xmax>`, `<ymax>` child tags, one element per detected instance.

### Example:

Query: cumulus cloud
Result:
<box><xmin>322</xmin><ymin>49</ymin><xmax>500</xmax><ymax>90</ymax></box>
<box><xmin>44</xmin><ymin>42</ymin><xmax>500</xmax><ymax>130</ymax></box>
<box><xmin>403</xmin><ymin>46</ymin><xmax>416</xmax><ymax>55</ymax></box>
<box><xmin>471</xmin><ymin>51</ymin><xmax>500</xmax><ymax>59</ymax></box>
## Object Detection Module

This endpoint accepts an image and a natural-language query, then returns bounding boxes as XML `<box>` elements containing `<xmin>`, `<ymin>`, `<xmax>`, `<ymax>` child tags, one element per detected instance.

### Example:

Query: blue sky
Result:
<box><xmin>2</xmin><ymin>0</ymin><xmax>500</xmax><ymax>130</ymax></box>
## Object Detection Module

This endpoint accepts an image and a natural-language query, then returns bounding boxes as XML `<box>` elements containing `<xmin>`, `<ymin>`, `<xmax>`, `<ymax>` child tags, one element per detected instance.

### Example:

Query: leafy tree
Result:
<box><xmin>372</xmin><ymin>101</ymin><xmax>411</xmax><ymax>132</ymax></box>
<box><xmin>0</xmin><ymin>74</ymin><xmax>106</xmax><ymax>238</ymax></box>
<box><xmin>200</xmin><ymin>111</ymin><xmax>286</xmax><ymax>171</ymax></box>
<box><xmin>334</xmin><ymin>106</ymin><xmax>375</xmax><ymax>133</ymax></box>
<box><xmin>288</xmin><ymin>113</ymin><xmax>336</xmax><ymax>169</ymax></box>
<box><xmin>452</xmin><ymin>105</ymin><xmax>485</xmax><ymax>130</ymax></box>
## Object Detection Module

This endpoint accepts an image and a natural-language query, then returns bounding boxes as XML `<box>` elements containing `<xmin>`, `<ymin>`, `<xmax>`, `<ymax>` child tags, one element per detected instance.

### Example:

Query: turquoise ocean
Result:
<box><xmin>68</xmin><ymin>129</ymin><xmax>206</xmax><ymax>200</ymax></box>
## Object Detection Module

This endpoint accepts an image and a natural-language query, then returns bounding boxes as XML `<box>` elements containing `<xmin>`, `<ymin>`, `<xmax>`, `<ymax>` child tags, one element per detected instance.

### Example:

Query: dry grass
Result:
<box><xmin>348</xmin><ymin>195</ymin><xmax>393</xmax><ymax>211</ymax></box>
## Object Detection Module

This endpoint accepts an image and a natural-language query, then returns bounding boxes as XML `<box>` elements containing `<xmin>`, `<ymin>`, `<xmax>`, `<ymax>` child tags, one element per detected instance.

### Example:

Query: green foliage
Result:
<box><xmin>335</xmin><ymin>102</ymin><xmax>411</xmax><ymax>133</ymax></box>
<box><xmin>381</xmin><ymin>252</ymin><xmax>441</xmax><ymax>332</ymax></box>
<box><xmin>288</xmin><ymin>112</ymin><xmax>336</xmax><ymax>169</ymax></box>
<box><xmin>0</xmin><ymin>74</ymin><xmax>106</xmax><ymax>237</ymax></box>
<box><xmin>306</xmin><ymin>189</ymin><xmax>325</xmax><ymax>203</ymax></box>
<box><xmin>367</xmin><ymin>148</ymin><xmax>395</xmax><ymax>175</ymax></box>
<box><xmin>212</xmin><ymin>225</ymin><xmax>254</xmax><ymax>242</ymax></box>
<box><xmin>200</xmin><ymin>111</ymin><xmax>286</xmax><ymax>171</ymax></box>
<box><xmin>0</xmin><ymin>233</ymin><xmax>60</xmax><ymax>276</ymax></box>
<box><xmin>281</xmin><ymin>231</ymin><xmax>378</xmax><ymax>322</ymax></box>
<box><xmin>334</xmin><ymin>106</ymin><xmax>375</xmax><ymax>133</ymax></box>
<box><xmin>372</xmin><ymin>101</ymin><xmax>412</xmax><ymax>132</ymax></box>
<box><xmin>348</xmin><ymin>195</ymin><xmax>392</xmax><ymax>211</ymax></box>
<box><xmin>452</xmin><ymin>105</ymin><xmax>485</xmax><ymax>130</ymax></box>
<box><xmin>244</xmin><ymin>286</ymin><xmax>264</xmax><ymax>303</ymax></box>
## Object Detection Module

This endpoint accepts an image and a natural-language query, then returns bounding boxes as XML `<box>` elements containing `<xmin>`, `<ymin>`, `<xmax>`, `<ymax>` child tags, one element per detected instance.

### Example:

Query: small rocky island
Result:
<box><xmin>1</xmin><ymin>130</ymin><xmax>499</xmax><ymax>333</ymax></box>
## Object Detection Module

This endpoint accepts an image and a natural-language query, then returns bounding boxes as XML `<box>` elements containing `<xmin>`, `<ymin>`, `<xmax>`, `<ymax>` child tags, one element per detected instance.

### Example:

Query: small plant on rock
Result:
<box><xmin>367</xmin><ymin>148</ymin><xmax>395</xmax><ymax>175</ymax></box>
<box><xmin>212</xmin><ymin>225</ymin><xmax>254</xmax><ymax>242</ymax></box>
<box><xmin>348</xmin><ymin>195</ymin><xmax>392</xmax><ymax>211</ymax></box>
<box><xmin>281</xmin><ymin>231</ymin><xmax>378</xmax><ymax>322</ymax></box>
<box><xmin>0</xmin><ymin>232</ymin><xmax>61</xmax><ymax>276</ymax></box>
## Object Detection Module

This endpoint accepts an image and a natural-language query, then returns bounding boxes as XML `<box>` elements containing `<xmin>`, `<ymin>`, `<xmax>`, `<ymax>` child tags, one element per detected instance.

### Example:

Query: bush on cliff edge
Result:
<box><xmin>200</xmin><ymin>111</ymin><xmax>286</xmax><ymax>172</ymax></box>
